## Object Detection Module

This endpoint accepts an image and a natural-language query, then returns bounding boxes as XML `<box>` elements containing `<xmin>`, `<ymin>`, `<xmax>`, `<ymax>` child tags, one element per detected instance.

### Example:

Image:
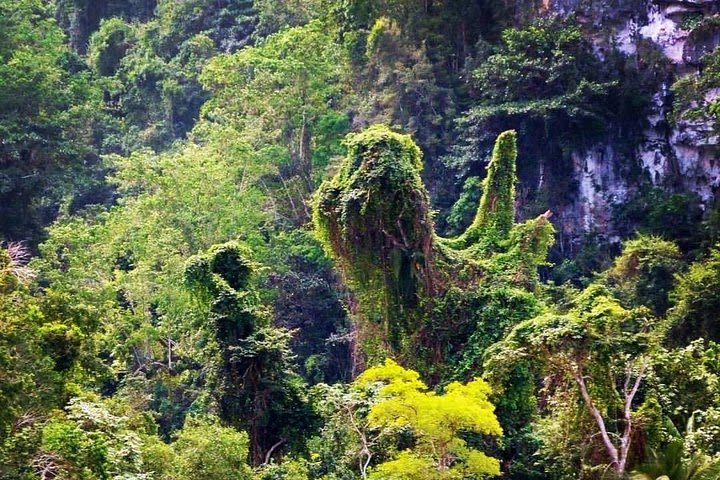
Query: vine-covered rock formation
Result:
<box><xmin>314</xmin><ymin>126</ymin><xmax>554</xmax><ymax>370</ymax></box>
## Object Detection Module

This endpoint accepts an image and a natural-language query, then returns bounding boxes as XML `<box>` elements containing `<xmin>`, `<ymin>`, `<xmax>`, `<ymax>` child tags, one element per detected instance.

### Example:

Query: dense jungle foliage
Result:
<box><xmin>1</xmin><ymin>0</ymin><xmax>720</xmax><ymax>479</ymax></box>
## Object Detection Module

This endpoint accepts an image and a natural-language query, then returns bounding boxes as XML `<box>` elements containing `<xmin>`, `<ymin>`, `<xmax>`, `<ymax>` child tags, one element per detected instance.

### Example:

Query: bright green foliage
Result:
<box><xmin>304</xmin><ymin>381</ymin><xmax>387</xmax><ymax>479</ymax></box>
<box><xmin>603</xmin><ymin>235</ymin><xmax>684</xmax><ymax>315</ymax></box>
<box><xmin>445</xmin><ymin>177</ymin><xmax>482</xmax><ymax>236</ymax></box>
<box><xmin>483</xmin><ymin>134</ymin><xmax>518</xmax><ymax>229</ymax></box>
<box><xmin>0</xmin><ymin>245</ymin><xmax>98</xmax><ymax>451</ymax></box>
<box><xmin>314</xmin><ymin>125</ymin><xmax>433</xmax><ymax>351</ymax></box>
<box><xmin>463</xmin><ymin>130</ymin><xmax>518</xmax><ymax>244</ymax></box>
<box><xmin>37</xmin><ymin>396</ymin><xmax>151</xmax><ymax>480</ymax></box>
<box><xmin>487</xmin><ymin>285</ymin><xmax>658</xmax><ymax>383</ymax></box>
<box><xmin>6</xmin><ymin>3</ymin><xmax>720</xmax><ymax>480</ymax></box>
<box><xmin>356</xmin><ymin>359</ymin><xmax>502</xmax><ymax>479</ymax></box>
<box><xmin>202</xmin><ymin>19</ymin><xmax>350</xmax><ymax>193</ymax></box>
<box><xmin>256</xmin><ymin>457</ymin><xmax>310</xmax><ymax>480</ymax></box>
<box><xmin>685</xmin><ymin>407</ymin><xmax>720</xmax><ymax>456</ymax></box>
<box><xmin>443</xmin><ymin>131</ymin><xmax>554</xmax><ymax>269</ymax></box>
<box><xmin>36</xmin><ymin>131</ymin><xmax>271</xmax><ymax>374</ymax></box>
<box><xmin>28</xmin><ymin>395</ymin><xmax>253</xmax><ymax>480</ymax></box>
<box><xmin>30</xmin><ymin>127</ymin><xmax>274</xmax><ymax>446</ymax></box>
<box><xmin>669</xmin><ymin>246</ymin><xmax>720</xmax><ymax>343</ymax></box>
<box><xmin>172</xmin><ymin>416</ymin><xmax>253</xmax><ymax>480</ymax></box>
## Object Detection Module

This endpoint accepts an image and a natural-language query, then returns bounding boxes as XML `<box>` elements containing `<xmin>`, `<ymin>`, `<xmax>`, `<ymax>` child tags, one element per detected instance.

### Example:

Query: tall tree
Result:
<box><xmin>486</xmin><ymin>285</ymin><xmax>660</xmax><ymax>477</ymax></box>
<box><xmin>0</xmin><ymin>0</ymin><xmax>101</xmax><ymax>244</ymax></box>
<box><xmin>184</xmin><ymin>242</ymin><xmax>314</xmax><ymax>464</ymax></box>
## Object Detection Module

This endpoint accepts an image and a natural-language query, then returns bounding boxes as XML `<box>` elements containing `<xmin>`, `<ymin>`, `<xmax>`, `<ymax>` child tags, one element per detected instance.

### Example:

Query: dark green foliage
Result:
<box><xmin>329</xmin><ymin>0</ymin><xmax>508</xmax><ymax>198</ymax></box>
<box><xmin>87</xmin><ymin>17</ymin><xmax>134</xmax><ymax>76</ymax></box>
<box><xmin>444</xmin><ymin>176</ymin><xmax>482</xmax><ymax>236</ymax></box>
<box><xmin>87</xmin><ymin>18</ymin><xmax>209</xmax><ymax>151</ymax></box>
<box><xmin>451</xmin><ymin>19</ymin><xmax>618</xmax><ymax>168</ymax></box>
<box><xmin>631</xmin><ymin>440</ymin><xmax>720</xmax><ymax>480</ymax></box>
<box><xmin>270</xmin><ymin>253</ymin><xmax>352</xmax><ymax>384</ymax></box>
<box><xmin>0</xmin><ymin>0</ymin><xmax>103</xmax><ymax>245</ymax></box>
<box><xmin>547</xmin><ymin>231</ymin><xmax>621</xmax><ymax>288</ymax></box>
<box><xmin>453</xmin><ymin>287</ymin><xmax>542</xmax><ymax>380</ymax></box>
<box><xmin>474</xmin><ymin>22</ymin><xmax>594</xmax><ymax>100</ymax></box>
<box><xmin>447</xmin><ymin>17</ymin><xmax>653</xmax><ymax>224</ymax></box>
<box><xmin>55</xmin><ymin>0</ymin><xmax>157</xmax><ymax>53</ymax></box>
<box><xmin>83</xmin><ymin>0</ymin><xmax>258</xmax><ymax>153</ymax></box>
<box><xmin>184</xmin><ymin>242</ymin><xmax>315</xmax><ymax>465</ymax></box>
<box><xmin>616</xmin><ymin>188</ymin><xmax>706</xmax><ymax>253</ymax></box>
<box><xmin>155</xmin><ymin>0</ymin><xmax>257</xmax><ymax>54</ymax></box>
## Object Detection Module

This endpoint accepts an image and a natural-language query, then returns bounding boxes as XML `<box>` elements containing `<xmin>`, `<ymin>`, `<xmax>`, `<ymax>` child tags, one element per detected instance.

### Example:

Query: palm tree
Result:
<box><xmin>631</xmin><ymin>441</ymin><xmax>720</xmax><ymax>480</ymax></box>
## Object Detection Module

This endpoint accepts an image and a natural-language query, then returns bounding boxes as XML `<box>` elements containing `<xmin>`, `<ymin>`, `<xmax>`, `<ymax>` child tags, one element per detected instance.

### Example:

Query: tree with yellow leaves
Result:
<box><xmin>354</xmin><ymin>359</ymin><xmax>502</xmax><ymax>479</ymax></box>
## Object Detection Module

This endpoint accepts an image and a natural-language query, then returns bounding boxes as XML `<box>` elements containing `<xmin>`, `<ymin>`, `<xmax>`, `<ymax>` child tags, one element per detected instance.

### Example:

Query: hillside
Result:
<box><xmin>1</xmin><ymin>1</ymin><xmax>720</xmax><ymax>479</ymax></box>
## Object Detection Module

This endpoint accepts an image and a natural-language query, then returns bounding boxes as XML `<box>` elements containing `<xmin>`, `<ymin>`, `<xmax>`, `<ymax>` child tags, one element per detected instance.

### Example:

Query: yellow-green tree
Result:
<box><xmin>355</xmin><ymin>359</ymin><xmax>502</xmax><ymax>479</ymax></box>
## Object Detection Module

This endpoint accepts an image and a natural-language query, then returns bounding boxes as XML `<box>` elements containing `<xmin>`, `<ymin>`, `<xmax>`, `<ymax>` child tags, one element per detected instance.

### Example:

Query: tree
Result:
<box><xmin>0</xmin><ymin>0</ymin><xmax>102</xmax><ymax>244</ymax></box>
<box><xmin>172</xmin><ymin>416</ymin><xmax>253</xmax><ymax>480</ymax></box>
<box><xmin>603</xmin><ymin>235</ymin><xmax>683</xmax><ymax>316</ymax></box>
<box><xmin>201</xmin><ymin>19</ymin><xmax>350</xmax><ymax>198</ymax></box>
<box><xmin>355</xmin><ymin>359</ymin><xmax>502</xmax><ymax>479</ymax></box>
<box><xmin>486</xmin><ymin>285</ymin><xmax>660</xmax><ymax>477</ymax></box>
<box><xmin>184</xmin><ymin>242</ymin><xmax>314</xmax><ymax>465</ymax></box>
<box><xmin>668</xmin><ymin>245</ymin><xmax>720</xmax><ymax>343</ymax></box>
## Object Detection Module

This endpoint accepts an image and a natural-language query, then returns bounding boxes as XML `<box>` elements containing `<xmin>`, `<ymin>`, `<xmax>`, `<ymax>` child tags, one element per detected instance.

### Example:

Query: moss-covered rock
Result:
<box><xmin>313</xmin><ymin>125</ymin><xmax>555</xmax><ymax>370</ymax></box>
<box><xmin>313</xmin><ymin>125</ymin><xmax>436</xmax><ymax>353</ymax></box>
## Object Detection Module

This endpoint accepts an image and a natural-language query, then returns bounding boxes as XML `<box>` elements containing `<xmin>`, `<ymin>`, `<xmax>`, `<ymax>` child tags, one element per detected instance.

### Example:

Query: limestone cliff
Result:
<box><xmin>525</xmin><ymin>0</ymin><xmax>719</xmax><ymax>245</ymax></box>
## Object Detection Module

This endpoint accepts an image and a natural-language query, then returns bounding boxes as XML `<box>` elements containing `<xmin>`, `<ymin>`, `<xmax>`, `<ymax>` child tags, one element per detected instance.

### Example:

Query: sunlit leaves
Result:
<box><xmin>357</xmin><ymin>359</ymin><xmax>502</xmax><ymax>479</ymax></box>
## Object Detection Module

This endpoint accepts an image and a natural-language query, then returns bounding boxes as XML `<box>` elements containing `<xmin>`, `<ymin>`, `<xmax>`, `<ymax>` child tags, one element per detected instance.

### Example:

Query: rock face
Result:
<box><xmin>540</xmin><ymin>0</ymin><xmax>720</xmax><ymax>242</ymax></box>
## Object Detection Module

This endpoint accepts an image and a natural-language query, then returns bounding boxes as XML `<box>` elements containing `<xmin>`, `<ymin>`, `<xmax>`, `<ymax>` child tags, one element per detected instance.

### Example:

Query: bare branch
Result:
<box><xmin>570</xmin><ymin>364</ymin><xmax>620</xmax><ymax>469</ymax></box>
